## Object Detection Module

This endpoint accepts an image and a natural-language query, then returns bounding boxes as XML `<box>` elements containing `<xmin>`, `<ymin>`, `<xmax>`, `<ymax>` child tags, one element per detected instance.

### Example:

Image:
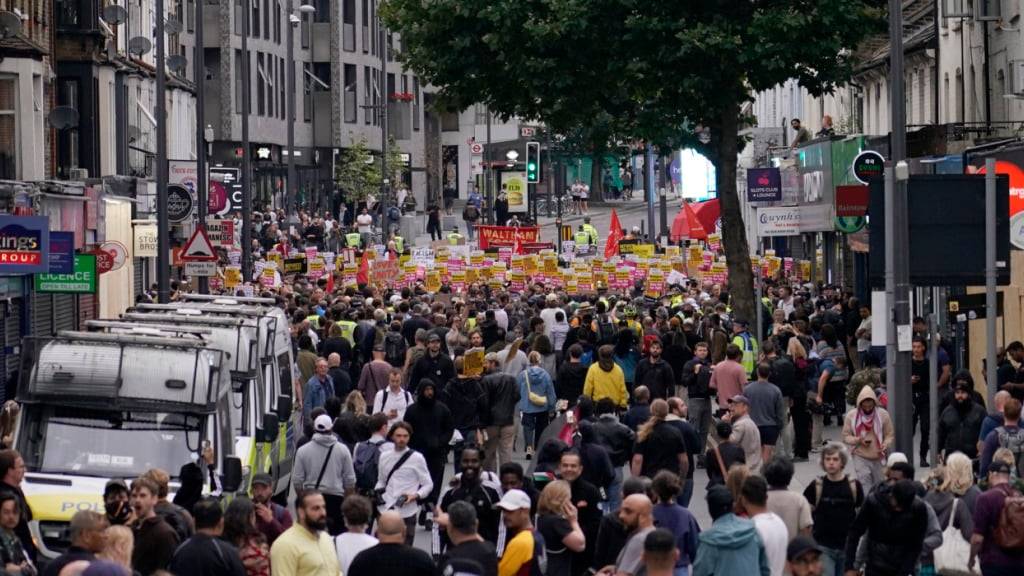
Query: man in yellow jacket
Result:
<box><xmin>584</xmin><ymin>345</ymin><xmax>628</xmax><ymax>409</ymax></box>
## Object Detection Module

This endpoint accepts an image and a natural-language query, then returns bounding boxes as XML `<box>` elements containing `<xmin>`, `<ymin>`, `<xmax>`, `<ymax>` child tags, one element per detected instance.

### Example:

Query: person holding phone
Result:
<box><xmin>842</xmin><ymin>386</ymin><xmax>894</xmax><ymax>495</ymax></box>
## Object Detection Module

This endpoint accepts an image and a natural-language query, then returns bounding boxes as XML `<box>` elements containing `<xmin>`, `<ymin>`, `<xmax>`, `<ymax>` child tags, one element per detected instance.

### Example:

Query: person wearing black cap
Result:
<box><xmin>936</xmin><ymin>372</ymin><xmax>986</xmax><ymax>460</ymax></box>
<box><xmin>408</xmin><ymin>332</ymin><xmax>455</xmax><ymax>394</ymax></box>
<box><xmin>103</xmin><ymin>479</ymin><xmax>133</xmax><ymax>526</ymax></box>
<box><xmin>691</xmin><ymin>485</ymin><xmax>770</xmax><ymax>576</ymax></box>
<box><xmin>250</xmin><ymin>472</ymin><xmax>292</xmax><ymax>545</ymax></box>
<box><xmin>786</xmin><ymin>536</ymin><xmax>824</xmax><ymax>576</ymax></box>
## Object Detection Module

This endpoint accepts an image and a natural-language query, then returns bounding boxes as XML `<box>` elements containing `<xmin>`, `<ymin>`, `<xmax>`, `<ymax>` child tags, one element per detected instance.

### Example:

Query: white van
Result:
<box><xmin>14</xmin><ymin>331</ymin><xmax>248</xmax><ymax>558</ymax></box>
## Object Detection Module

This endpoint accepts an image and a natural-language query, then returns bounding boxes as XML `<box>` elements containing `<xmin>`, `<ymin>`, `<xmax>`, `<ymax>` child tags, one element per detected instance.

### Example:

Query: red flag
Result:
<box><xmin>356</xmin><ymin>251</ymin><xmax>369</xmax><ymax>285</ymax></box>
<box><xmin>605</xmin><ymin>209</ymin><xmax>624</xmax><ymax>258</ymax></box>
<box><xmin>325</xmin><ymin>270</ymin><xmax>335</xmax><ymax>294</ymax></box>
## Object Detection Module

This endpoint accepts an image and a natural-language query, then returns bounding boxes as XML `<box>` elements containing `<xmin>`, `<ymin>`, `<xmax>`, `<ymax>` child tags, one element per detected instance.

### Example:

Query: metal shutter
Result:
<box><xmin>53</xmin><ymin>294</ymin><xmax>76</xmax><ymax>333</ymax></box>
<box><xmin>31</xmin><ymin>292</ymin><xmax>54</xmax><ymax>337</ymax></box>
<box><xmin>2</xmin><ymin>298</ymin><xmax>21</xmax><ymax>400</ymax></box>
<box><xmin>134</xmin><ymin>257</ymin><xmax>145</xmax><ymax>297</ymax></box>
<box><xmin>78</xmin><ymin>294</ymin><xmax>97</xmax><ymax>328</ymax></box>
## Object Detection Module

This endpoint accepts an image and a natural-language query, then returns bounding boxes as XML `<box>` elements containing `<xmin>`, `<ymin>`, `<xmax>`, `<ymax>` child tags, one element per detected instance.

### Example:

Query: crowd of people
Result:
<box><xmin>8</xmin><ymin>215</ymin><xmax>1024</xmax><ymax>576</ymax></box>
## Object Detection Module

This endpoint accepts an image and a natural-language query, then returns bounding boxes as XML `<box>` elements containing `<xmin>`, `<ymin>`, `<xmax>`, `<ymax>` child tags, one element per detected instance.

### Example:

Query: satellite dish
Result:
<box><xmin>128</xmin><ymin>36</ymin><xmax>152</xmax><ymax>57</ymax></box>
<box><xmin>164</xmin><ymin>18</ymin><xmax>183</xmax><ymax>35</ymax></box>
<box><xmin>0</xmin><ymin>11</ymin><xmax>22</xmax><ymax>39</ymax></box>
<box><xmin>167</xmin><ymin>55</ymin><xmax>187</xmax><ymax>73</ymax></box>
<box><xmin>127</xmin><ymin>126</ymin><xmax>141</xmax><ymax>143</ymax></box>
<box><xmin>101</xmin><ymin>5</ymin><xmax>127</xmax><ymax>25</ymax></box>
<box><xmin>47</xmin><ymin>107</ymin><xmax>80</xmax><ymax>130</ymax></box>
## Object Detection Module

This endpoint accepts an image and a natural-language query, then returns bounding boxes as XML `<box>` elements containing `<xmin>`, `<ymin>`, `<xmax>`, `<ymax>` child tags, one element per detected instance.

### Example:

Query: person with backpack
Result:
<box><xmin>292</xmin><ymin>414</ymin><xmax>357</xmax><ymax>536</ymax></box>
<box><xmin>353</xmin><ymin>413</ymin><xmax>390</xmax><ymax>503</ymax></box>
<box><xmin>968</xmin><ymin>460</ymin><xmax>1024</xmax><ymax>576</ymax></box>
<box><xmin>372</xmin><ymin>368</ymin><xmax>415</xmax><ymax>427</ymax></box>
<box><xmin>383</xmin><ymin>324</ymin><xmax>408</xmax><ymax>369</ymax></box>
<box><xmin>980</xmin><ymin>398</ymin><xmax>1024</xmax><ymax>478</ymax></box>
<box><xmin>462</xmin><ymin>201</ymin><xmax>481</xmax><ymax>241</ymax></box>
<box><xmin>802</xmin><ymin>443</ymin><xmax>862</xmax><ymax>576</ymax></box>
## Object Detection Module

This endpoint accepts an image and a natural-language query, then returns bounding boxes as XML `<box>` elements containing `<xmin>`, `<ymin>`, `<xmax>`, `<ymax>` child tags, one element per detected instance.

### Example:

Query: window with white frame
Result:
<box><xmin>0</xmin><ymin>78</ymin><xmax>16</xmax><ymax>179</ymax></box>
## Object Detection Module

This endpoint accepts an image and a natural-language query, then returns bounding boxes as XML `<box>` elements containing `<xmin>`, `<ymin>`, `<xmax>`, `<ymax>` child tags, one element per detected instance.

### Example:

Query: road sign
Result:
<box><xmin>470</xmin><ymin>142</ymin><xmax>484</xmax><ymax>155</ymax></box>
<box><xmin>184</xmin><ymin>261</ymin><xmax>217</xmax><ymax>276</ymax></box>
<box><xmin>180</xmin><ymin>228</ymin><xmax>218</xmax><ymax>262</ymax></box>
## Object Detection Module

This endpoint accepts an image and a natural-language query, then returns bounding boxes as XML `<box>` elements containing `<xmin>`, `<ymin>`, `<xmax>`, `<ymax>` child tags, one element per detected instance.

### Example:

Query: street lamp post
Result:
<box><xmin>287</xmin><ymin>2</ymin><xmax>316</xmax><ymax>227</ymax></box>
<box><xmin>195</xmin><ymin>7</ymin><xmax>208</xmax><ymax>294</ymax></box>
<box><xmin>155</xmin><ymin>0</ymin><xmax>169</xmax><ymax>302</ymax></box>
<box><xmin>240</xmin><ymin>0</ymin><xmax>252</xmax><ymax>281</ymax></box>
<box><xmin>379</xmin><ymin>24</ymin><xmax>389</xmax><ymax>242</ymax></box>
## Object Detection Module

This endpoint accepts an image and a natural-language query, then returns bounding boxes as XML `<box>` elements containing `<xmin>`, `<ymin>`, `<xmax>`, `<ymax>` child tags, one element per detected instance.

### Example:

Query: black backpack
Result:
<box><xmin>353</xmin><ymin>438</ymin><xmax>385</xmax><ymax>494</ymax></box>
<box><xmin>596</xmin><ymin>314</ymin><xmax>616</xmax><ymax>343</ymax></box>
<box><xmin>384</xmin><ymin>331</ymin><xmax>408</xmax><ymax>368</ymax></box>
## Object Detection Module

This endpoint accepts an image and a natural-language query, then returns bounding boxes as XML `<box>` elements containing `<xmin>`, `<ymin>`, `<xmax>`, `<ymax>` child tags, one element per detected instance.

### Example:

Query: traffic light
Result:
<box><xmin>526</xmin><ymin>141</ymin><xmax>540</xmax><ymax>183</ymax></box>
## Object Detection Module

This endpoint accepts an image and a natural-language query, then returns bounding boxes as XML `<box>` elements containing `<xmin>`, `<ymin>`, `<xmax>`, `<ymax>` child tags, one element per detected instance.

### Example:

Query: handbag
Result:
<box><xmin>933</xmin><ymin>498</ymin><xmax>974</xmax><ymax>576</ymax></box>
<box><xmin>525</xmin><ymin>370</ymin><xmax>547</xmax><ymax>407</ymax></box>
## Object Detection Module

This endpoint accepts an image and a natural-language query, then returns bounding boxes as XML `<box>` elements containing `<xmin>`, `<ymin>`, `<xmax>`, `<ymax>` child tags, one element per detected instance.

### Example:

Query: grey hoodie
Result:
<box><xmin>292</xmin><ymin>432</ymin><xmax>356</xmax><ymax>496</ymax></box>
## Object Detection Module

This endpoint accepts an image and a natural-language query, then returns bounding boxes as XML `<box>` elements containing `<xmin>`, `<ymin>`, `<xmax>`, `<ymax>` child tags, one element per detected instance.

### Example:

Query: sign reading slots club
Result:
<box><xmin>746</xmin><ymin>168</ymin><xmax>782</xmax><ymax>202</ymax></box>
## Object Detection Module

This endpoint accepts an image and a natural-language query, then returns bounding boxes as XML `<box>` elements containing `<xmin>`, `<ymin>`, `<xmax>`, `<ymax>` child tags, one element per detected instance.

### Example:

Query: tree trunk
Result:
<box><xmin>715</xmin><ymin>100</ymin><xmax>756</xmax><ymax>325</ymax></box>
<box><xmin>590</xmin><ymin>153</ymin><xmax>605</xmax><ymax>202</ymax></box>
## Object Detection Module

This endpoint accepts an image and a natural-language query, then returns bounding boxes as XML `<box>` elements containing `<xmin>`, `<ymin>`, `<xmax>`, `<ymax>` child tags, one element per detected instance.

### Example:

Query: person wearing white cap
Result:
<box><xmin>497</xmin><ymin>490</ymin><xmax>542</xmax><ymax>576</ymax></box>
<box><xmin>291</xmin><ymin>414</ymin><xmax>357</xmax><ymax>536</ymax></box>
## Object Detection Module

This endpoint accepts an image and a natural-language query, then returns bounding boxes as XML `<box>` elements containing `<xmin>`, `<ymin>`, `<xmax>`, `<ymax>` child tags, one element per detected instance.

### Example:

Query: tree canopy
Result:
<box><xmin>383</xmin><ymin>0</ymin><xmax>884</xmax><ymax>320</ymax></box>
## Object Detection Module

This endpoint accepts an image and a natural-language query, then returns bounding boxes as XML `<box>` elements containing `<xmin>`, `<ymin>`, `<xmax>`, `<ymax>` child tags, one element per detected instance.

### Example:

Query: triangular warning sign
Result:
<box><xmin>181</xmin><ymin>228</ymin><xmax>218</xmax><ymax>262</ymax></box>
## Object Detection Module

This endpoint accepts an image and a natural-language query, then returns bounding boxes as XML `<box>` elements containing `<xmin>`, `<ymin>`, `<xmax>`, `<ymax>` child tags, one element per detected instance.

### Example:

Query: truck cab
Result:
<box><xmin>14</xmin><ymin>331</ymin><xmax>247</xmax><ymax>558</ymax></box>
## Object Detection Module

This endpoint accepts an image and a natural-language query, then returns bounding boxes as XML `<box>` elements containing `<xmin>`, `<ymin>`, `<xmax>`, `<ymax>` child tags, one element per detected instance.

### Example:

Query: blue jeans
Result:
<box><xmin>521</xmin><ymin>411</ymin><xmax>549</xmax><ymax>450</ymax></box>
<box><xmin>604</xmin><ymin>466</ymin><xmax>624</xmax><ymax>512</ymax></box>
<box><xmin>679</xmin><ymin>478</ymin><xmax>694</xmax><ymax>508</ymax></box>
<box><xmin>820</xmin><ymin>546</ymin><xmax>844</xmax><ymax>576</ymax></box>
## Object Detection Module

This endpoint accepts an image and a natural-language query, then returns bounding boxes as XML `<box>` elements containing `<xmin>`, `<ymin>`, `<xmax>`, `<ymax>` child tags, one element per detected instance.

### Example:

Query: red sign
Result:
<box><xmin>90</xmin><ymin>248</ymin><xmax>115</xmax><ymax>274</ymax></box>
<box><xmin>836</xmin><ymin>185</ymin><xmax>870</xmax><ymax>217</ymax></box>
<box><xmin>476</xmin><ymin>225</ymin><xmax>541</xmax><ymax>250</ymax></box>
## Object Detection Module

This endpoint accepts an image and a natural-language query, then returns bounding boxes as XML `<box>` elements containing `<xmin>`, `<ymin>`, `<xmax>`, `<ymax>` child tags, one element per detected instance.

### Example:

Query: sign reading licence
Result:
<box><xmin>34</xmin><ymin>254</ymin><xmax>97</xmax><ymax>294</ymax></box>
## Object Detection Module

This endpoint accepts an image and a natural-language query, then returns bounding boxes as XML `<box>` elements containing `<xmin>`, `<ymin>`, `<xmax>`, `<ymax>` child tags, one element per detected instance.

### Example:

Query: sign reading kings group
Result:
<box><xmin>0</xmin><ymin>215</ymin><xmax>50</xmax><ymax>273</ymax></box>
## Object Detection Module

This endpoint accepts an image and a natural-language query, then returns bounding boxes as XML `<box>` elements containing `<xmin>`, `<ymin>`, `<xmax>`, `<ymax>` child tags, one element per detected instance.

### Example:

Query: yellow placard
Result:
<box><xmin>464</xmin><ymin>349</ymin><xmax>485</xmax><ymax>377</ymax></box>
<box><xmin>524</xmin><ymin>255</ymin><xmax>539</xmax><ymax>275</ymax></box>
<box><xmin>466</xmin><ymin>267</ymin><xmax>478</xmax><ymax>283</ymax></box>
<box><xmin>224</xmin><ymin>267</ymin><xmax>242</xmax><ymax>288</ymax></box>
<box><xmin>544</xmin><ymin>257</ymin><xmax>558</xmax><ymax>275</ymax></box>
<box><xmin>633</xmin><ymin>244</ymin><xmax>655</xmax><ymax>258</ymax></box>
<box><xmin>426</xmin><ymin>270</ymin><xmax>441</xmax><ymax>292</ymax></box>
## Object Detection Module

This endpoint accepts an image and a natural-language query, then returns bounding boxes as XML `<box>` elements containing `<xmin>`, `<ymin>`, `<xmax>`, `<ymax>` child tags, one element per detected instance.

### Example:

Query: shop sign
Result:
<box><xmin>34</xmin><ymin>254</ymin><xmax>96</xmax><ymax>294</ymax></box>
<box><xmin>835</xmin><ymin>185</ymin><xmax>870</xmax><ymax>217</ymax></box>
<box><xmin>134</xmin><ymin>223</ymin><xmax>158</xmax><ymax>257</ymax></box>
<box><xmin>757</xmin><ymin>205</ymin><xmax>833</xmax><ymax>236</ymax></box>
<box><xmin>167</xmin><ymin>185</ymin><xmax>194</xmax><ymax>222</ymax></box>
<box><xmin>852</xmin><ymin>150</ymin><xmax>885</xmax><ymax>184</ymax></box>
<box><xmin>746</xmin><ymin>168</ymin><xmax>782</xmax><ymax>202</ymax></box>
<box><xmin>48</xmin><ymin>231</ymin><xmax>75</xmax><ymax>274</ymax></box>
<box><xmin>0</xmin><ymin>215</ymin><xmax>50</xmax><ymax>274</ymax></box>
<box><xmin>475</xmin><ymin>225</ymin><xmax>540</xmax><ymax>250</ymax></box>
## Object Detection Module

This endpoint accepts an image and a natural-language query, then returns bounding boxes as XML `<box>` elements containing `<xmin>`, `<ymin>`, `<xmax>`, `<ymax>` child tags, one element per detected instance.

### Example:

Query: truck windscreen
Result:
<box><xmin>30</xmin><ymin>407</ymin><xmax>202</xmax><ymax>479</ymax></box>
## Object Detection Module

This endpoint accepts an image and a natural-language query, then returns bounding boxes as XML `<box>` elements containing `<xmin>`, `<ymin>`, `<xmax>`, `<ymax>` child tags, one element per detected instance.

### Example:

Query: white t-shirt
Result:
<box><xmin>357</xmin><ymin>213</ymin><xmax>373</xmax><ymax>234</ymax></box>
<box><xmin>334</xmin><ymin>532</ymin><xmax>378</xmax><ymax>575</ymax></box>
<box><xmin>373</xmin><ymin>387</ymin><xmax>414</xmax><ymax>425</ymax></box>
<box><xmin>753</xmin><ymin>512</ymin><xmax>788</xmax><ymax>576</ymax></box>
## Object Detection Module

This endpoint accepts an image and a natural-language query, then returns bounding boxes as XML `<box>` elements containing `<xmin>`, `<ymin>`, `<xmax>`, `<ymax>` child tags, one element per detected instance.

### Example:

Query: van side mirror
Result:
<box><xmin>260</xmin><ymin>412</ymin><xmax>279</xmax><ymax>442</ymax></box>
<box><xmin>276</xmin><ymin>395</ymin><xmax>292</xmax><ymax>420</ymax></box>
<box><xmin>221</xmin><ymin>456</ymin><xmax>243</xmax><ymax>493</ymax></box>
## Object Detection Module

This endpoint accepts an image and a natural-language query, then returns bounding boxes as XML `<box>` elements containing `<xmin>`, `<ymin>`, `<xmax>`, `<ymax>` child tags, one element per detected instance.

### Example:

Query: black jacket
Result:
<box><xmin>404</xmin><ymin>389</ymin><xmax>454</xmax><ymax>457</ymax></box>
<box><xmin>634</xmin><ymin>357</ymin><xmax>675</xmax><ymax>400</ymax></box>
<box><xmin>408</xmin><ymin>352</ymin><xmax>455</xmax><ymax>394</ymax></box>
<box><xmin>591</xmin><ymin>414</ymin><xmax>636</xmax><ymax>467</ymax></box>
<box><xmin>556</xmin><ymin>362</ymin><xmax>588</xmax><ymax>404</ymax></box>
<box><xmin>482</xmin><ymin>371</ymin><xmax>520</xmax><ymax>427</ymax></box>
<box><xmin>937</xmin><ymin>400</ymin><xmax>986</xmax><ymax>459</ymax></box>
<box><xmin>769</xmin><ymin>355</ymin><xmax>801</xmax><ymax>399</ymax></box>
<box><xmin>577</xmin><ymin>423</ymin><xmax>615</xmax><ymax>491</ymax></box>
<box><xmin>168</xmin><ymin>533</ymin><xmax>246</xmax><ymax>576</ymax></box>
<box><xmin>844</xmin><ymin>483</ymin><xmax>928</xmax><ymax>575</ymax></box>
<box><xmin>680</xmin><ymin>357</ymin><xmax>711</xmax><ymax>399</ymax></box>
<box><xmin>441</xmin><ymin>376</ymin><xmax>488</xmax><ymax>431</ymax></box>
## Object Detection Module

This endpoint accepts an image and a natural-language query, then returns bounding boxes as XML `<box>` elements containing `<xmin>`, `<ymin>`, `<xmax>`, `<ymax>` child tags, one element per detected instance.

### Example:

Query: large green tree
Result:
<box><xmin>383</xmin><ymin>0</ymin><xmax>883</xmax><ymax>321</ymax></box>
